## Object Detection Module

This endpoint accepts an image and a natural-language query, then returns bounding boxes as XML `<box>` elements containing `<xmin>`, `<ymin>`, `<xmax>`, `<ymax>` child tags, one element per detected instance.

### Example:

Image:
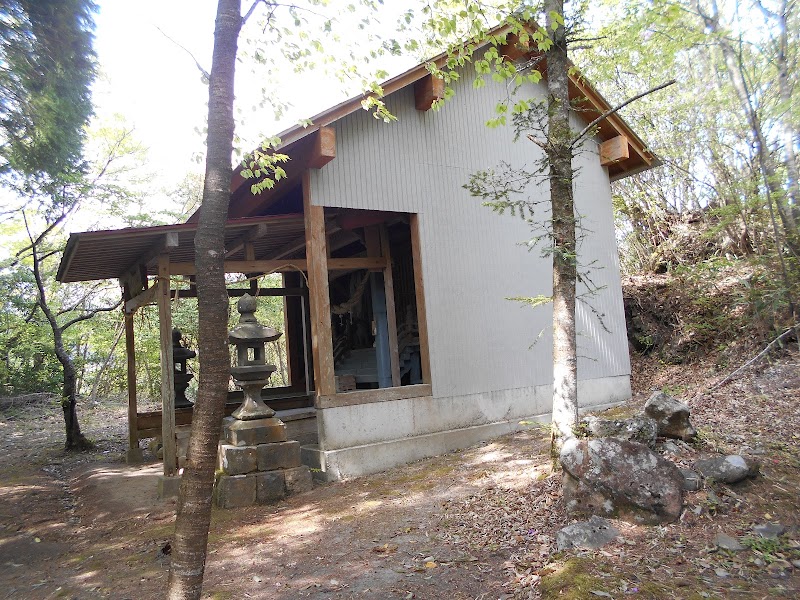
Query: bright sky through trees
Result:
<box><xmin>92</xmin><ymin>1</ymin><xmax>413</xmax><ymax>192</ymax></box>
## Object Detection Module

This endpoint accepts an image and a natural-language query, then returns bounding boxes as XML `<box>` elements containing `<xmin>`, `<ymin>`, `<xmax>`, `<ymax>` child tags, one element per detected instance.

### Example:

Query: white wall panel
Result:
<box><xmin>310</xmin><ymin>68</ymin><xmax>630</xmax><ymax>402</ymax></box>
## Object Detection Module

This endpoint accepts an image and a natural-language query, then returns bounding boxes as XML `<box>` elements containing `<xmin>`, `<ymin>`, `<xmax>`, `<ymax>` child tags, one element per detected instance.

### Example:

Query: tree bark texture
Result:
<box><xmin>166</xmin><ymin>1</ymin><xmax>240</xmax><ymax>598</ymax></box>
<box><xmin>545</xmin><ymin>0</ymin><xmax>579</xmax><ymax>459</ymax></box>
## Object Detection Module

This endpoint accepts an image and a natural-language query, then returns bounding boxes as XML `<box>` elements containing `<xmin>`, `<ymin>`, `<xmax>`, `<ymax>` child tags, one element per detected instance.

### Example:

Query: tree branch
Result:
<box><xmin>713</xmin><ymin>322</ymin><xmax>800</xmax><ymax>389</ymax></box>
<box><xmin>242</xmin><ymin>0</ymin><xmax>266</xmax><ymax>25</ymax></box>
<box><xmin>570</xmin><ymin>79</ymin><xmax>676</xmax><ymax>148</ymax></box>
<box><xmin>155</xmin><ymin>25</ymin><xmax>211</xmax><ymax>81</ymax></box>
<box><xmin>61</xmin><ymin>300</ymin><xmax>122</xmax><ymax>331</ymax></box>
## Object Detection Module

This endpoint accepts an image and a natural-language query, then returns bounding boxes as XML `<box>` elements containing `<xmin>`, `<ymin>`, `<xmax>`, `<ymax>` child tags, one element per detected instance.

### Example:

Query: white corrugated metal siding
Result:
<box><xmin>310</xmin><ymin>68</ymin><xmax>629</xmax><ymax>400</ymax></box>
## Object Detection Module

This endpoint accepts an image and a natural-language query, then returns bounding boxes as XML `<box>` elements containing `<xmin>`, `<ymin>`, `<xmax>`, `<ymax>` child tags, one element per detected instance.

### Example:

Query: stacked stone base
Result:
<box><xmin>215</xmin><ymin>416</ymin><xmax>313</xmax><ymax>509</ymax></box>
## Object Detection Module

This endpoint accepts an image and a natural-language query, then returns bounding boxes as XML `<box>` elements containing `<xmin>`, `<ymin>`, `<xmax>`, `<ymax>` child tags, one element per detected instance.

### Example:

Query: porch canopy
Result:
<box><xmin>56</xmin><ymin>203</ymin><xmax>400</xmax><ymax>477</ymax></box>
<box><xmin>57</xmin><ymin>213</ymin><xmax>307</xmax><ymax>284</ymax></box>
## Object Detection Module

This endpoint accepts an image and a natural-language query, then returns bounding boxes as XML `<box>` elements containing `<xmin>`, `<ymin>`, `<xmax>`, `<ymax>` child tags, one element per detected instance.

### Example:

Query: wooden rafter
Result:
<box><xmin>224</xmin><ymin>223</ymin><xmax>269</xmax><ymax>258</ymax></box>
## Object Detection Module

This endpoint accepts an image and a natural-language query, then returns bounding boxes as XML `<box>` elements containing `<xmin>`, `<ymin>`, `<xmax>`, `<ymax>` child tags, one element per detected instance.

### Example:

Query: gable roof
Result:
<box><xmin>197</xmin><ymin>25</ymin><xmax>659</xmax><ymax>222</ymax></box>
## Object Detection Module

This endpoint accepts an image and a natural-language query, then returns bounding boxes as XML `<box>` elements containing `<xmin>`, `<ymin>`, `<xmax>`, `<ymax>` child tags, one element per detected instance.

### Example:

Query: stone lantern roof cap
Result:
<box><xmin>228</xmin><ymin>294</ymin><xmax>282</xmax><ymax>344</ymax></box>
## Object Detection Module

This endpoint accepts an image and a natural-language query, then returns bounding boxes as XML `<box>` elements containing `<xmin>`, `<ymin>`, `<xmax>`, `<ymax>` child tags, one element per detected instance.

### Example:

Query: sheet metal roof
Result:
<box><xmin>57</xmin><ymin>213</ymin><xmax>306</xmax><ymax>283</ymax></box>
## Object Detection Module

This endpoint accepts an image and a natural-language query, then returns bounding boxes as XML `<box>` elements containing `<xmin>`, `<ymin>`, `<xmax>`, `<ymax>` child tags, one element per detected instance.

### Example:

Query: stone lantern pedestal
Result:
<box><xmin>215</xmin><ymin>294</ymin><xmax>312</xmax><ymax>509</ymax></box>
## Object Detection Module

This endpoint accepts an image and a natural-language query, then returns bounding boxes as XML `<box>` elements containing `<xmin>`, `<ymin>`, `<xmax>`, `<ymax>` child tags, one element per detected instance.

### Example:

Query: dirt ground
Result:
<box><xmin>1</xmin><ymin>349</ymin><xmax>799</xmax><ymax>599</ymax></box>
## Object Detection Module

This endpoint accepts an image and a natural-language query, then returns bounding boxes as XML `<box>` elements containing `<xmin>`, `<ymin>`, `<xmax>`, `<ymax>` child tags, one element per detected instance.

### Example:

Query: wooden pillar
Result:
<box><xmin>303</xmin><ymin>171</ymin><xmax>335</xmax><ymax>396</ymax></box>
<box><xmin>124</xmin><ymin>307</ymin><xmax>143</xmax><ymax>463</ymax></box>
<box><xmin>410</xmin><ymin>214</ymin><xmax>431</xmax><ymax>384</ymax></box>
<box><xmin>284</xmin><ymin>272</ymin><xmax>304</xmax><ymax>391</ymax></box>
<box><xmin>380</xmin><ymin>225</ymin><xmax>401</xmax><ymax>386</ymax></box>
<box><xmin>158</xmin><ymin>253</ymin><xmax>177</xmax><ymax>476</ymax></box>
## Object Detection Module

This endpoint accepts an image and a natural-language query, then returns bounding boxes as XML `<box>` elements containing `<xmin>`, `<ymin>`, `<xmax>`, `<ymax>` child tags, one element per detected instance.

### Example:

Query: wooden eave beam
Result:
<box><xmin>567</xmin><ymin>74</ymin><xmax>654</xmax><ymax>168</ymax></box>
<box><xmin>414</xmin><ymin>74</ymin><xmax>445</xmax><ymax>111</ymax></box>
<box><xmin>124</xmin><ymin>285</ymin><xmax>159</xmax><ymax>314</ymax></box>
<box><xmin>499</xmin><ymin>38</ymin><xmax>654</xmax><ymax>171</ymax></box>
<box><xmin>167</xmin><ymin>256</ymin><xmax>387</xmax><ymax>276</ymax></box>
<box><xmin>310</xmin><ymin>126</ymin><xmax>336</xmax><ymax>169</ymax></box>
<box><xmin>130</xmin><ymin>232</ymin><xmax>180</xmax><ymax>272</ymax></box>
<box><xmin>119</xmin><ymin>231</ymin><xmax>180</xmax><ymax>296</ymax></box>
<box><xmin>599</xmin><ymin>135</ymin><xmax>630</xmax><ymax>166</ymax></box>
<box><xmin>271</xmin><ymin>220</ymin><xmax>340</xmax><ymax>260</ymax></box>
<box><xmin>499</xmin><ymin>30</ymin><xmax>533</xmax><ymax>62</ymax></box>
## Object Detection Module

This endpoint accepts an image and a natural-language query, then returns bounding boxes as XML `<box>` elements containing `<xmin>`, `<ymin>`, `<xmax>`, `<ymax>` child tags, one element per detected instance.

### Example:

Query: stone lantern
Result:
<box><xmin>228</xmin><ymin>294</ymin><xmax>282</xmax><ymax>420</ymax></box>
<box><xmin>172</xmin><ymin>328</ymin><xmax>196</xmax><ymax>409</ymax></box>
<box><xmin>215</xmin><ymin>293</ymin><xmax>312</xmax><ymax>509</ymax></box>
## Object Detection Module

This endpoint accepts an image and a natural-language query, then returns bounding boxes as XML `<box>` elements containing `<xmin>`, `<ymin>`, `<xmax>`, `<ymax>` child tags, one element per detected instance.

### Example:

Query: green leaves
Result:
<box><xmin>0</xmin><ymin>0</ymin><xmax>97</xmax><ymax>186</ymax></box>
<box><xmin>507</xmin><ymin>295</ymin><xmax>554</xmax><ymax>309</ymax></box>
<box><xmin>240</xmin><ymin>137</ymin><xmax>291</xmax><ymax>196</ymax></box>
<box><xmin>548</xmin><ymin>10</ymin><xmax>565</xmax><ymax>30</ymax></box>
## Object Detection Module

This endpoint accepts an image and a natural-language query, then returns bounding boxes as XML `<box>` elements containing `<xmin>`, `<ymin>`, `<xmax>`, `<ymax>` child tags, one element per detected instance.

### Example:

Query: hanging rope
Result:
<box><xmin>332</xmin><ymin>271</ymin><xmax>370</xmax><ymax>316</ymax></box>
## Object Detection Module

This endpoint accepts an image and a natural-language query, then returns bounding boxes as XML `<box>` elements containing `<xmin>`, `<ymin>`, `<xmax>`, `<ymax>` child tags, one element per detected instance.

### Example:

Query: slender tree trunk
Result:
<box><xmin>697</xmin><ymin>1</ymin><xmax>800</xmax><ymax>256</ymax></box>
<box><xmin>30</xmin><ymin>244</ymin><xmax>93</xmax><ymax>450</ymax></box>
<box><xmin>88</xmin><ymin>321</ymin><xmax>124</xmax><ymax>402</ymax></box>
<box><xmin>774</xmin><ymin>0</ymin><xmax>800</xmax><ymax>224</ymax></box>
<box><xmin>167</xmin><ymin>1</ymin><xmax>240</xmax><ymax>598</ymax></box>
<box><xmin>545</xmin><ymin>0</ymin><xmax>579</xmax><ymax>460</ymax></box>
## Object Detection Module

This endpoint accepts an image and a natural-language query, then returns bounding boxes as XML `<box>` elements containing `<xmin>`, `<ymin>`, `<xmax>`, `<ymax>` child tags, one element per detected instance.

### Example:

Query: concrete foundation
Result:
<box><xmin>305</xmin><ymin>375</ymin><xmax>630</xmax><ymax>481</ymax></box>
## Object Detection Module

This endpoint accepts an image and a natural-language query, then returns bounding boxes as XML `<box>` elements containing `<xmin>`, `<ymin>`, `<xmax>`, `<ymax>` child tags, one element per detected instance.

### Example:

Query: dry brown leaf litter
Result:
<box><xmin>0</xmin><ymin>351</ymin><xmax>798</xmax><ymax>599</ymax></box>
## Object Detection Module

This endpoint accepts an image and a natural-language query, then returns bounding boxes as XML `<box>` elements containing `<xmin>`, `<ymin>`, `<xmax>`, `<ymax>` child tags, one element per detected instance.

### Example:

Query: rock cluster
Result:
<box><xmin>556</xmin><ymin>515</ymin><xmax>620</xmax><ymax>551</ymax></box>
<box><xmin>580</xmin><ymin>415</ymin><xmax>658</xmax><ymax>448</ymax></box>
<box><xmin>563</xmin><ymin>390</ymin><xmax>759</xmax><ymax>525</ymax></box>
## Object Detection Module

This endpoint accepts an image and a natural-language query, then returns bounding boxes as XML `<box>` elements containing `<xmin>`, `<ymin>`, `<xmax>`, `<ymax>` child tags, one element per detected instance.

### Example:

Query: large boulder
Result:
<box><xmin>560</xmin><ymin>437</ymin><xmax>684</xmax><ymax>524</ymax></box>
<box><xmin>581</xmin><ymin>415</ymin><xmax>658</xmax><ymax>448</ymax></box>
<box><xmin>644</xmin><ymin>391</ymin><xmax>697</xmax><ymax>441</ymax></box>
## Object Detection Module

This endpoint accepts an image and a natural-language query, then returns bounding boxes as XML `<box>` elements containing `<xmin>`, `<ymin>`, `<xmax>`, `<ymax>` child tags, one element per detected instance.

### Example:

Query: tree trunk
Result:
<box><xmin>30</xmin><ymin>242</ymin><xmax>93</xmax><ymax>451</ymax></box>
<box><xmin>697</xmin><ymin>1</ymin><xmax>800</xmax><ymax>256</ymax></box>
<box><xmin>545</xmin><ymin>0</ymin><xmax>579</xmax><ymax>460</ymax></box>
<box><xmin>167</xmin><ymin>1</ymin><xmax>240</xmax><ymax>598</ymax></box>
<box><xmin>774</xmin><ymin>0</ymin><xmax>800</xmax><ymax>231</ymax></box>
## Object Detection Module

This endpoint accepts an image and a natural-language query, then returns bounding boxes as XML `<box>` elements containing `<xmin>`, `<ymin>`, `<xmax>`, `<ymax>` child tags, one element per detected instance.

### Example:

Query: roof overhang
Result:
<box><xmin>57</xmin><ymin>213</ymin><xmax>306</xmax><ymax>283</ymax></box>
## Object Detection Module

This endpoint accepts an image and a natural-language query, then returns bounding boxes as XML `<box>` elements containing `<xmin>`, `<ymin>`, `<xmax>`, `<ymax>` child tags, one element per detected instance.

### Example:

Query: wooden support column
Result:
<box><xmin>157</xmin><ymin>253</ymin><xmax>177</xmax><ymax>476</ymax></box>
<box><xmin>379</xmin><ymin>226</ymin><xmax>401</xmax><ymax>386</ymax></box>
<box><xmin>245</xmin><ymin>241</ymin><xmax>259</xmax><ymax>293</ymax></box>
<box><xmin>364</xmin><ymin>225</ymin><xmax>395</xmax><ymax>388</ymax></box>
<box><xmin>303</xmin><ymin>171</ymin><xmax>335</xmax><ymax>397</ymax></box>
<box><xmin>124</xmin><ymin>307</ymin><xmax>142</xmax><ymax>463</ymax></box>
<box><xmin>410</xmin><ymin>214</ymin><xmax>431</xmax><ymax>384</ymax></box>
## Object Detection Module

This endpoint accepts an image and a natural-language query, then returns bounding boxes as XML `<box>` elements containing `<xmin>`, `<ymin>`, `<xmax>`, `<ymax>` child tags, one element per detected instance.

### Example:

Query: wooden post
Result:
<box><xmin>245</xmin><ymin>241</ymin><xmax>258</xmax><ymax>293</ymax></box>
<box><xmin>303</xmin><ymin>171</ymin><xmax>335</xmax><ymax>396</ymax></box>
<box><xmin>380</xmin><ymin>226</ymin><xmax>401</xmax><ymax>386</ymax></box>
<box><xmin>158</xmin><ymin>253</ymin><xmax>177</xmax><ymax>476</ymax></box>
<box><xmin>124</xmin><ymin>308</ymin><xmax>142</xmax><ymax>463</ymax></box>
<box><xmin>410</xmin><ymin>214</ymin><xmax>431</xmax><ymax>384</ymax></box>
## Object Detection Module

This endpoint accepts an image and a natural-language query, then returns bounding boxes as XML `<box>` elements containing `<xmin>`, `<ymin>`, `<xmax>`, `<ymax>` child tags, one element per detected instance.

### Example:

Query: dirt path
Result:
<box><xmin>1</xmin><ymin>351</ymin><xmax>799</xmax><ymax>599</ymax></box>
